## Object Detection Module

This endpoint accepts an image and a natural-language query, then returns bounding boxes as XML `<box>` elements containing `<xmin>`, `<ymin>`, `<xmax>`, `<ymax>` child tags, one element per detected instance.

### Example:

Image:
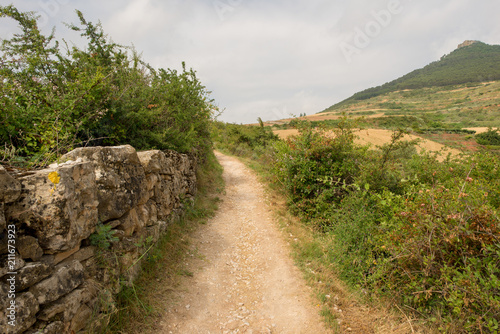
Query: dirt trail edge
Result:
<box><xmin>160</xmin><ymin>151</ymin><xmax>331</xmax><ymax>334</ymax></box>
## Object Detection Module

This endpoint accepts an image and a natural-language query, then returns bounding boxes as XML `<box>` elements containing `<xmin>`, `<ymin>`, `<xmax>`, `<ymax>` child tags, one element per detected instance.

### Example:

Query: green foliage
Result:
<box><xmin>372</xmin><ymin>175</ymin><xmax>500</xmax><ymax>332</ymax></box>
<box><xmin>0</xmin><ymin>5</ymin><xmax>215</xmax><ymax>167</ymax></box>
<box><xmin>211</xmin><ymin>121</ymin><xmax>278</xmax><ymax>159</ymax></box>
<box><xmin>476</xmin><ymin>128</ymin><xmax>500</xmax><ymax>146</ymax></box>
<box><xmin>418</xmin><ymin>128</ymin><xmax>477</xmax><ymax>134</ymax></box>
<box><xmin>90</xmin><ymin>223</ymin><xmax>119</xmax><ymax>250</ymax></box>
<box><xmin>266</xmin><ymin>115</ymin><xmax>500</xmax><ymax>332</ymax></box>
<box><xmin>327</xmin><ymin>192</ymin><xmax>379</xmax><ymax>286</ymax></box>
<box><xmin>271</xmin><ymin>117</ymin><xmax>369</xmax><ymax>227</ymax></box>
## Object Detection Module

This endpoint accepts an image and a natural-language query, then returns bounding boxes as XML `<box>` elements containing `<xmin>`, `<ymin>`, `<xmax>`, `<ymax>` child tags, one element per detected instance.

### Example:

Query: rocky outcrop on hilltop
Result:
<box><xmin>457</xmin><ymin>40</ymin><xmax>479</xmax><ymax>49</ymax></box>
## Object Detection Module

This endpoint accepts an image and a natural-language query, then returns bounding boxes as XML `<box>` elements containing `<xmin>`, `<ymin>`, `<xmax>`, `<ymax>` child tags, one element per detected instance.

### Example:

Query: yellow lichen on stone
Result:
<box><xmin>48</xmin><ymin>171</ymin><xmax>60</xmax><ymax>185</ymax></box>
<box><xmin>48</xmin><ymin>171</ymin><xmax>60</xmax><ymax>194</ymax></box>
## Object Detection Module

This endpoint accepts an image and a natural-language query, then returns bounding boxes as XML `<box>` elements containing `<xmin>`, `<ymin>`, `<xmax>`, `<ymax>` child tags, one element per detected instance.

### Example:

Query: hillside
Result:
<box><xmin>321</xmin><ymin>80</ymin><xmax>500</xmax><ymax>128</ymax></box>
<box><xmin>324</xmin><ymin>41</ymin><xmax>500</xmax><ymax>111</ymax></box>
<box><xmin>268</xmin><ymin>80</ymin><xmax>500</xmax><ymax>154</ymax></box>
<box><xmin>269</xmin><ymin>80</ymin><xmax>500</xmax><ymax>128</ymax></box>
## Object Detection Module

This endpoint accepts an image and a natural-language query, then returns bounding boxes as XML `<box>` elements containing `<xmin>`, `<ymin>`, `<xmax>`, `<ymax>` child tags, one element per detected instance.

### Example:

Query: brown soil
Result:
<box><xmin>420</xmin><ymin>133</ymin><xmax>481</xmax><ymax>153</ymax></box>
<box><xmin>157</xmin><ymin>152</ymin><xmax>333</xmax><ymax>333</ymax></box>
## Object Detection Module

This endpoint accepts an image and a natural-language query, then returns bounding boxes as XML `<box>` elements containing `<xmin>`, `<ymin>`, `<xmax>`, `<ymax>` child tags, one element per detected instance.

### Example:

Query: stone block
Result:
<box><xmin>70</xmin><ymin>304</ymin><xmax>92</xmax><ymax>333</ymax></box>
<box><xmin>153</xmin><ymin>176</ymin><xmax>172</xmax><ymax>206</ymax></box>
<box><xmin>17</xmin><ymin>236</ymin><xmax>44</xmax><ymax>261</ymax></box>
<box><xmin>0</xmin><ymin>165</ymin><xmax>21</xmax><ymax>203</ymax></box>
<box><xmin>16</xmin><ymin>262</ymin><xmax>53</xmax><ymax>291</ymax></box>
<box><xmin>144</xmin><ymin>173</ymin><xmax>159</xmax><ymax>193</ymax></box>
<box><xmin>137</xmin><ymin>150</ymin><xmax>167</xmax><ymax>174</ymax></box>
<box><xmin>136</xmin><ymin>204</ymin><xmax>150</xmax><ymax>230</ymax></box>
<box><xmin>163</xmin><ymin>150</ymin><xmax>190</xmax><ymax>175</ymax></box>
<box><xmin>0</xmin><ymin>254</ymin><xmax>25</xmax><ymax>279</ymax></box>
<box><xmin>0</xmin><ymin>228</ymin><xmax>7</xmax><ymax>254</ymax></box>
<box><xmin>30</xmin><ymin>260</ymin><xmax>84</xmax><ymax>305</ymax></box>
<box><xmin>116</xmin><ymin>208</ymin><xmax>139</xmax><ymax>237</ymax></box>
<box><xmin>5</xmin><ymin>162</ymin><xmax>98</xmax><ymax>254</ymax></box>
<box><xmin>0</xmin><ymin>202</ymin><xmax>5</xmax><ymax>232</ymax></box>
<box><xmin>53</xmin><ymin>244</ymin><xmax>80</xmax><ymax>265</ymax></box>
<box><xmin>24</xmin><ymin>321</ymin><xmax>64</xmax><ymax>334</ymax></box>
<box><xmin>63</xmin><ymin>246</ymin><xmax>96</xmax><ymax>264</ymax></box>
<box><xmin>0</xmin><ymin>291</ymin><xmax>39</xmax><ymax>334</ymax></box>
<box><xmin>0</xmin><ymin>281</ymin><xmax>9</xmax><ymax>309</ymax></box>
<box><xmin>145</xmin><ymin>200</ymin><xmax>158</xmax><ymax>226</ymax></box>
<box><xmin>37</xmin><ymin>288</ymin><xmax>84</xmax><ymax>322</ymax></box>
<box><xmin>79</xmin><ymin>279</ymin><xmax>99</xmax><ymax>304</ymax></box>
<box><xmin>61</xmin><ymin>145</ymin><xmax>148</xmax><ymax>222</ymax></box>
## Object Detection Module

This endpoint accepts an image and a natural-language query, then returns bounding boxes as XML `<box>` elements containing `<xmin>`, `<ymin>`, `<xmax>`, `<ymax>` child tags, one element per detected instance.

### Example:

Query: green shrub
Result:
<box><xmin>90</xmin><ymin>223</ymin><xmax>119</xmax><ymax>250</ymax></box>
<box><xmin>476</xmin><ymin>128</ymin><xmax>500</xmax><ymax>146</ymax></box>
<box><xmin>326</xmin><ymin>192</ymin><xmax>380</xmax><ymax>286</ymax></box>
<box><xmin>265</xmin><ymin>114</ymin><xmax>500</xmax><ymax>332</ymax></box>
<box><xmin>211</xmin><ymin>121</ymin><xmax>278</xmax><ymax>157</ymax></box>
<box><xmin>373</xmin><ymin>179</ymin><xmax>500</xmax><ymax>332</ymax></box>
<box><xmin>0</xmin><ymin>5</ymin><xmax>215</xmax><ymax>166</ymax></box>
<box><xmin>419</xmin><ymin>128</ymin><xmax>477</xmax><ymax>134</ymax></box>
<box><xmin>271</xmin><ymin>118</ymin><xmax>367</xmax><ymax>226</ymax></box>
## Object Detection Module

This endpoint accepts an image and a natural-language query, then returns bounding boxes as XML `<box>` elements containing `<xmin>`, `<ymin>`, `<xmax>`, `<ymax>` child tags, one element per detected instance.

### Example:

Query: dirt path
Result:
<box><xmin>159</xmin><ymin>152</ymin><xmax>330</xmax><ymax>334</ymax></box>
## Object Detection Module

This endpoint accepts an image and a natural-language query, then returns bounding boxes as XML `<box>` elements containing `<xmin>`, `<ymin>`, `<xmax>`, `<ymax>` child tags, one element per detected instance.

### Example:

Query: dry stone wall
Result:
<box><xmin>0</xmin><ymin>145</ymin><xmax>197</xmax><ymax>334</ymax></box>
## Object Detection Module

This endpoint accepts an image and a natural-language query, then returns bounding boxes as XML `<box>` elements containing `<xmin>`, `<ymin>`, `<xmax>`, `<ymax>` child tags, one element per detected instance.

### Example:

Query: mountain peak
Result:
<box><xmin>322</xmin><ymin>41</ymin><xmax>500</xmax><ymax>112</ymax></box>
<box><xmin>457</xmin><ymin>40</ymin><xmax>479</xmax><ymax>49</ymax></box>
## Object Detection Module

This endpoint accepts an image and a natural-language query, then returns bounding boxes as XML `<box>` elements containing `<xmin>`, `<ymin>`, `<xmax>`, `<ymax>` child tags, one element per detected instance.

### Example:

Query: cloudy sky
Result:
<box><xmin>1</xmin><ymin>0</ymin><xmax>499</xmax><ymax>123</ymax></box>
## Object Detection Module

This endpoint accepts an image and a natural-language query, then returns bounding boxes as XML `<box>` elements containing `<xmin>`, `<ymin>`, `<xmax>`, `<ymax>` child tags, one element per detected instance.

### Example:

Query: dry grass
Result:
<box><xmin>273</xmin><ymin>128</ymin><xmax>299</xmax><ymax>138</ymax></box>
<box><xmin>273</xmin><ymin>128</ymin><xmax>462</xmax><ymax>159</ymax></box>
<box><xmin>465</xmin><ymin>127</ymin><xmax>494</xmax><ymax>134</ymax></box>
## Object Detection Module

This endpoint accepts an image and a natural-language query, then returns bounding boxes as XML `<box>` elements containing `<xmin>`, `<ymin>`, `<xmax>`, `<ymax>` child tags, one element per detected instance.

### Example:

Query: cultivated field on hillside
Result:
<box><xmin>266</xmin><ymin>81</ymin><xmax>500</xmax><ymax>155</ymax></box>
<box><xmin>274</xmin><ymin>128</ymin><xmax>462</xmax><ymax>158</ymax></box>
